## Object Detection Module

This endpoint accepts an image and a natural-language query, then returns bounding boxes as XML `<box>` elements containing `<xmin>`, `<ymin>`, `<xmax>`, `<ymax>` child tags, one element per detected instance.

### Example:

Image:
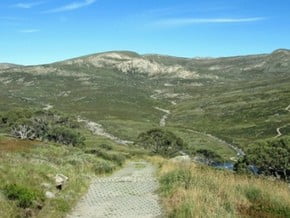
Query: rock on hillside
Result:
<box><xmin>61</xmin><ymin>52</ymin><xmax>199</xmax><ymax>79</ymax></box>
<box><xmin>1</xmin><ymin>49</ymin><xmax>290</xmax><ymax>81</ymax></box>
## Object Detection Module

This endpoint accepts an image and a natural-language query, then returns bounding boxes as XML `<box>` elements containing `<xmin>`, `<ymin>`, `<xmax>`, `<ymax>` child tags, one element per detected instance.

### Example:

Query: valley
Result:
<box><xmin>1</xmin><ymin>49</ymin><xmax>290</xmax><ymax>218</ymax></box>
<box><xmin>1</xmin><ymin>49</ymin><xmax>290</xmax><ymax>160</ymax></box>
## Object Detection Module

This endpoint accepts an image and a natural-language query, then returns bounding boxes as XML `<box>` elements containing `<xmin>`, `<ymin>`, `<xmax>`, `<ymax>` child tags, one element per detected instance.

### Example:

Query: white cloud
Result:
<box><xmin>19</xmin><ymin>29</ymin><xmax>40</xmax><ymax>33</ymax></box>
<box><xmin>153</xmin><ymin>17</ymin><xmax>266</xmax><ymax>27</ymax></box>
<box><xmin>45</xmin><ymin>0</ymin><xmax>96</xmax><ymax>13</ymax></box>
<box><xmin>13</xmin><ymin>2</ymin><xmax>44</xmax><ymax>9</ymax></box>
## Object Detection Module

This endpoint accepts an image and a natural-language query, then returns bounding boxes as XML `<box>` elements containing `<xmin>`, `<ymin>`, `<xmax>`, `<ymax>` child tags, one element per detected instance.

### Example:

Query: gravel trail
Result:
<box><xmin>154</xmin><ymin>107</ymin><xmax>170</xmax><ymax>127</ymax></box>
<box><xmin>67</xmin><ymin>161</ymin><xmax>163</xmax><ymax>218</ymax></box>
<box><xmin>77</xmin><ymin>117</ymin><xmax>133</xmax><ymax>145</ymax></box>
<box><xmin>275</xmin><ymin>104</ymin><xmax>290</xmax><ymax>138</ymax></box>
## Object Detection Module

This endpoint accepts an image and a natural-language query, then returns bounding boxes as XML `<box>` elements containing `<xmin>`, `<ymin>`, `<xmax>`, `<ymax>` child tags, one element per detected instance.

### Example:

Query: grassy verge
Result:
<box><xmin>0</xmin><ymin>135</ymin><xmax>144</xmax><ymax>218</ymax></box>
<box><xmin>151</xmin><ymin>157</ymin><xmax>290</xmax><ymax>218</ymax></box>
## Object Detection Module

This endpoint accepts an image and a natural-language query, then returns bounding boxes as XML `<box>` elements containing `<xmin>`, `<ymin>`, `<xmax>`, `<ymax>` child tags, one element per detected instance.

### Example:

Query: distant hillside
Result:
<box><xmin>1</xmin><ymin>49</ymin><xmax>290</xmax><ymax>160</ymax></box>
<box><xmin>0</xmin><ymin>63</ymin><xmax>21</xmax><ymax>70</ymax></box>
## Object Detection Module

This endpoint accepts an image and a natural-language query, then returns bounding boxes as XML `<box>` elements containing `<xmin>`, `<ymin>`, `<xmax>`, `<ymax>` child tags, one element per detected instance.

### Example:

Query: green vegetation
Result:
<box><xmin>136</xmin><ymin>129</ymin><xmax>186</xmax><ymax>157</ymax></box>
<box><xmin>47</xmin><ymin>126</ymin><xmax>85</xmax><ymax>146</ymax></box>
<box><xmin>0</xmin><ymin>109</ymin><xmax>84</xmax><ymax>146</ymax></box>
<box><xmin>86</xmin><ymin>148</ymin><xmax>126</xmax><ymax>166</ymax></box>
<box><xmin>235</xmin><ymin>136</ymin><xmax>290</xmax><ymax>181</ymax></box>
<box><xmin>0</xmin><ymin>129</ymin><xmax>144</xmax><ymax>217</ymax></box>
<box><xmin>1</xmin><ymin>50</ymin><xmax>290</xmax><ymax>217</ymax></box>
<box><xmin>2</xmin><ymin>50</ymin><xmax>289</xmax><ymax>160</ymax></box>
<box><xmin>93</xmin><ymin>160</ymin><xmax>117</xmax><ymax>174</ymax></box>
<box><xmin>151</xmin><ymin>157</ymin><xmax>290</xmax><ymax>218</ymax></box>
<box><xmin>196</xmin><ymin>149</ymin><xmax>223</xmax><ymax>163</ymax></box>
<box><xmin>3</xmin><ymin>184</ymin><xmax>44</xmax><ymax>208</ymax></box>
<box><xmin>242</xmin><ymin>185</ymin><xmax>290</xmax><ymax>217</ymax></box>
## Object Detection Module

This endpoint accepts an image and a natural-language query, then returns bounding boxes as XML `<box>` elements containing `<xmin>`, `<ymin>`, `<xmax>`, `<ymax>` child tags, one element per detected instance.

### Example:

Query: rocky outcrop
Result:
<box><xmin>55</xmin><ymin>174</ymin><xmax>68</xmax><ymax>190</ymax></box>
<box><xmin>63</xmin><ymin>52</ymin><xmax>199</xmax><ymax>79</ymax></box>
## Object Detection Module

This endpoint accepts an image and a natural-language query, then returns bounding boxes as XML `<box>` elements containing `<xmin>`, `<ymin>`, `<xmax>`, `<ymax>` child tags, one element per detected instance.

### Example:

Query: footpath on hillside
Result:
<box><xmin>67</xmin><ymin>161</ymin><xmax>163</xmax><ymax>218</ymax></box>
<box><xmin>275</xmin><ymin>104</ymin><xmax>290</xmax><ymax>138</ymax></box>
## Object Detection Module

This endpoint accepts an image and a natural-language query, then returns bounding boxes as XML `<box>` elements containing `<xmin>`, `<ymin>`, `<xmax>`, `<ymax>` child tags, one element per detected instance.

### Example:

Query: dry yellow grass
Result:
<box><xmin>0</xmin><ymin>137</ymin><xmax>36</xmax><ymax>152</ymax></box>
<box><xmin>150</xmin><ymin>157</ymin><xmax>290</xmax><ymax>218</ymax></box>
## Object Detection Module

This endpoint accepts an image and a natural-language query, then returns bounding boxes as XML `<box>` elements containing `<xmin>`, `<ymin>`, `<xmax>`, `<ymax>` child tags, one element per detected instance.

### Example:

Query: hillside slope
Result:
<box><xmin>1</xmin><ymin>49</ymin><xmax>290</xmax><ymax>159</ymax></box>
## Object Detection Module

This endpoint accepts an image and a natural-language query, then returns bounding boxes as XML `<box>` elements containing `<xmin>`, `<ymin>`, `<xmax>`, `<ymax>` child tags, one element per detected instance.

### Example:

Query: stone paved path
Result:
<box><xmin>67</xmin><ymin>161</ymin><xmax>163</xmax><ymax>218</ymax></box>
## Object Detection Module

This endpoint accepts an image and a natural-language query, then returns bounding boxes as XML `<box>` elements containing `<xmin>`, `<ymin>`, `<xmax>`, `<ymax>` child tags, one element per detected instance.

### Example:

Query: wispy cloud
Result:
<box><xmin>13</xmin><ymin>2</ymin><xmax>44</xmax><ymax>9</ymax></box>
<box><xmin>19</xmin><ymin>29</ymin><xmax>40</xmax><ymax>33</ymax></box>
<box><xmin>45</xmin><ymin>0</ymin><xmax>96</xmax><ymax>13</ymax></box>
<box><xmin>142</xmin><ymin>5</ymin><xmax>232</xmax><ymax>17</ymax></box>
<box><xmin>153</xmin><ymin>17</ymin><xmax>266</xmax><ymax>27</ymax></box>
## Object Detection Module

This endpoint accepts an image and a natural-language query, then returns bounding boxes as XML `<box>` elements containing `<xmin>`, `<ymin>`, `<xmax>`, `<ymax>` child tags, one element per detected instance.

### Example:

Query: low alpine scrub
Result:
<box><xmin>3</xmin><ymin>184</ymin><xmax>44</xmax><ymax>209</ymax></box>
<box><xmin>151</xmin><ymin>157</ymin><xmax>290</xmax><ymax>218</ymax></box>
<box><xmin>0</xmin><ymin>109</ymin><xmax>85</xmax><ymax>146</ymax></box>
<box><xmin>234</xmin><ymin>136</ymin><xmax>290</xmax><ymax>181</ymax></box>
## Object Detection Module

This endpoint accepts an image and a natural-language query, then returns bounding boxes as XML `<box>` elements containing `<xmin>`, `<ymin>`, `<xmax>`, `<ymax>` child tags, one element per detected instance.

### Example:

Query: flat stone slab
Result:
<box><xmin>67</xmin><ymin>161</ymin><xmax>163</xmax><ymax>218</ymax></box>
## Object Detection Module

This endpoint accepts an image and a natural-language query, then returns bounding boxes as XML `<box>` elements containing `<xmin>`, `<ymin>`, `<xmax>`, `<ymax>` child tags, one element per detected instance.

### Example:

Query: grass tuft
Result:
<box><xmin>151</xmin><ymin>157</ymin><xmax>290</xmax><ymax>218</ymax></box>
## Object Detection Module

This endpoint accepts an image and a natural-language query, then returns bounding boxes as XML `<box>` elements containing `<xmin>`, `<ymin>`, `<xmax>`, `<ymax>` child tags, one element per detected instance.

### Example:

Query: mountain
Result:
<box><xmin>0</xmin><ymin>63</ymin><xmax>21</xmax><ymax>70</ymax></box>
<box><xmin>1</xmin><ymin>49</ymin><xmax>290</xmax><ymax>159</ymax></box>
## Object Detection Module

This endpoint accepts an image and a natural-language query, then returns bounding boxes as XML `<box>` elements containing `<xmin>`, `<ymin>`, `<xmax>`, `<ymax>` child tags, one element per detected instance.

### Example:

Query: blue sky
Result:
<box><xmin>0</xmin><ymin>0</ymin><xmax>290</xmax><ymax>65</ymax></box>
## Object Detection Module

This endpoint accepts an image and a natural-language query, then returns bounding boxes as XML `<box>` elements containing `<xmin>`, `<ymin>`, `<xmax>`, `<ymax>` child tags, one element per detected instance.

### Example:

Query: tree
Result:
<box><xmin>47</xmin><ymin>126</ymin><xmax>85</xmax><ymax>146</ymax></box>
<box><xmin>234</xmin><ymin>137</ymin><xmax>290</xmax><ymax>181</ymax></box>
<box><xmin>11</xmin><ymin>125</ymin><xmax>36</xmax><ymax>140</ymax></box>
<box><xmin>2</xmin><ymin>109</ymin><xmax>85</xmax><ymax>146</ymax></box>
<box><xmin>136</xmin><ymin>129</ymin><xmax>186</xmax><ymax>157</ymax></box>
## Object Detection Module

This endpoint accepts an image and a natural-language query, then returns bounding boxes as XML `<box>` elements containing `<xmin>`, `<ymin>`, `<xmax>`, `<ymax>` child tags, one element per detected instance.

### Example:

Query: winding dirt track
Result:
<box><xmin>67</xmin><ymin>161</ymin><xmax>163</xmax><ymax>218</ymax></box>
<box><xmin>154</xmin><ymin>105</ymin><xmax>245</xmax><ymax>157</ymax></box>
<box><xmin>275</xmin><ymin>104</ymin><xmax>290</xmax><ymax>138</ymax></box>
<box><xmin>154</xmin><ymin>107</ymin><xmax>171</xmax><ymax>127</ymax></box>
<box><xmin>78</xmin><ymin>117</ymin><xmax>133</xmax><ymax>145</ymax></box>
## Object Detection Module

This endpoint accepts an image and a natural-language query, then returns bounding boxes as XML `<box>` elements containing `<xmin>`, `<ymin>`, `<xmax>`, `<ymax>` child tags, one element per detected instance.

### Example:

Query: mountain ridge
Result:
<box><xmin>0</xmin><ymin>48</ymin><xmax>290</xmax><ymax>160</ymax></box>
<box><xmin>2</xmin><ymin>48</ymin><xmax>290</xmax><ymax>81</ymax></box>
<box><xmin>2</xmin><ymin>48</ymin><xmax>290</xmax><ymax>67</ymax></box>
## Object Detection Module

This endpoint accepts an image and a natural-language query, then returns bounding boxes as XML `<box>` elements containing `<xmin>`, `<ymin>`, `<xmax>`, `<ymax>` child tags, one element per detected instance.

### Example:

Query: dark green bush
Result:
<box><xmin>3</xmin><ymin>184</ymin><xmax>41</xmax><ymax>208</ymax></box>
<box><xmin>136</xmin><ymin>129</ymin><xmax>186</xmax><ymax>157</ymax></box>
<box><xmin>1</xmin><ymin>109</ymin><xmax>85</xmax><ymax>146</ymax></box>
<box><xmin>47</xmin><ymin>126</ymin><xmax>85</xmax><ymax>146</ymax></box>
<box><xmin>0</xmin><ymin>109</ymin><xmax>33</xmax><ymax>127</ymax></box>
<box><xmin>235</xmin><ymin>137</ymin><xmax>290</xmax><ymax>181</ymax></box>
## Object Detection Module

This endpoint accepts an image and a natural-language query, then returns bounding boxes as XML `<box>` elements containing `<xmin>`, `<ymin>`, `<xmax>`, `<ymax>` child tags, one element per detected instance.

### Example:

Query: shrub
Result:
<box><xmin>3</xmin><ymin>184</ymin><xmax>41</xmax><ymax>208</ymax></box>
<box><xmin>244</xmin><ymin>186</ymin><xmax>262</xmax><ymax>202</ymax></box>
<box><xmin>0</xmin><ymin>110</ymin><xmax>33</xmax><ymax>127</ymax></box>
<box><xmin>86</xmin><ymin>149</ymin><xmax>126</xmax><ymax>166</ymax></box>
<box><xmin>94</xmin><ymin>161</ymin><xmax>116</xmax><ymax>174</ymax></box>
<box><xmin>99</xmin><ymin>144</ymin><xmax>113</xmax><ymax>150</ymax></box>
<box><xmin>234</xmin><ymin>137</ymin><xmax>290</xmax><ymax>181</ymax></box>
<box><xmin>47</xmin><ymin>126</ymin><xmax>85</xmax><ymax>146</ymax></box>
<box><xmin>136</xmin><ymin>129</ymin><xmax>186</xmax><ymax>157</ymax></box>
<box><xmin>2</xmin><ymin>109</ymin><xmax>85</xmax><ymax>146</ymax></box>
<box><xmin>196</xmin><ymin>149</ymin><xmax>224</xmax><ymax>163</ymax></box>
<box><xmin>50</xmin><ymin>198</ymin><xmax>70</xmax><ymax>212</ymax></box>
<box><xmin>160</xmin><ymin>168</ymin><xmax>193</xmax><ymax>195</ymax></box>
